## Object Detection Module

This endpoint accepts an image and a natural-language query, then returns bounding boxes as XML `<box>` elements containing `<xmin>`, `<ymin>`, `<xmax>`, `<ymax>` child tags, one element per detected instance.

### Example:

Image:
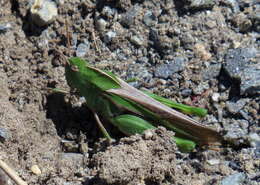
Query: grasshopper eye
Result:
<box><xmin>71</xmin><ymin>65</ymin><xmax>79</xmax><ymax>72</ymax></box>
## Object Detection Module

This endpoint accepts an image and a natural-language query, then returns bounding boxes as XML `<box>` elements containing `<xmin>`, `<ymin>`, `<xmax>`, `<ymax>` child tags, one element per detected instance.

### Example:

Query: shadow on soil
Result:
<box><xmin>45</xmin><ymin>93</ymin><xmax>96</xmax><ymax>138</ymax></box>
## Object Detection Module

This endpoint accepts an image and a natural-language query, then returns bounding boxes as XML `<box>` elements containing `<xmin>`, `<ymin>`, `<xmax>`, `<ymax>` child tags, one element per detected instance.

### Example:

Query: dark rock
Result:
<box><xmin>154</xmin><ymin>57</ymin><xmax>188</xmax><ymax>79</ymax></box>
<box><xmin>223</xmin><ymin>48</ymin><xmax>257</xmax><ymax>79</ymax></box>
<box><xmin>181</xmin><ymin>88</ymin><xmax>192</xmax><ymax>97</ymax></box>
<box><xmin>223</xmin><ymin>48</ymin><xmax>260</xmax><ymax>95</ymax></box>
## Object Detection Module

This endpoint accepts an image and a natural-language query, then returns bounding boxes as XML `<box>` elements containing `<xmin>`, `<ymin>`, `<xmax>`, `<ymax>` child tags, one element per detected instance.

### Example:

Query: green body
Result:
<box><xmin>65</xmin><ymin>57</ymin><xmax>222</xmax><ymax>152</ymax></box>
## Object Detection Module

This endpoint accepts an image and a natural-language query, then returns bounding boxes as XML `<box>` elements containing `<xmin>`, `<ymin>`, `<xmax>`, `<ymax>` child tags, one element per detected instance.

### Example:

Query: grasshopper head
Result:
<box><xmin>65</xmin><ymin>57</ymin><xmax>88</xmax><ymax>90</ymax></box>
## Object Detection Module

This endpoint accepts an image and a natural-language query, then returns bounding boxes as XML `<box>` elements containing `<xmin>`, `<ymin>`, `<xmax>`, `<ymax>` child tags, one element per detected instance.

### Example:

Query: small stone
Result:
<box><xmin>192</xmin><ymin>82</ymin><xmax>209</xmax><ymax>95</ymax></box>
<box><xmin>60</xmin><ymin>153</ymin><xmax>84</xmax><ymax>162</ymax></box>
<box><xmin>221</xmin><ymin>173</ymin><xmax>246</xmax><ymax>185</ymax></box>
<box><xmin>79</xmin><ymin>143</ymin><xmax>88</xmax><ymax>154</ymax></box>
<box><xmin>120</xmin><ymin>5</ymin><xmax>139</xmax><ymax>28</ymax></box>
<box><xmin>193</xmin><ymin>43</ymin><xmax>212</xmax><ymax>60</ymax></box>
<box><xmin>143</xmin><ymin>11</ymin><xmax>156</xmax><ymax>26</ymax></box>
<box><xmin>211</xmin><ymin>93</ymin><xmax>220</xmax><ymax>102</ymax></box>
<box><xmin>154</xmin><ymin>57</ymin><xmax>188</xmax><ymax>79</ymax></box>
<box><xmin>102</xmin><ymin>6</ymin><xmax>117</xmax><ymax>19</ymax></box>
<box><xmin>0</xmin><ymin>23</ymin><xmax>11</xmax><ymax>33</ymax></box>
<box><xmin>232</xmin><ymin>13</ymin><xmax>252</xmax><ymax>32</ymax></box>
<box><xmin>202</xmin><ymin>63</ymin><xmax>221</xmax><ymax>80</ymax></box>
<box><xmin>0</xmin><ymin>128</ymin><xmax>11</xmax><ymax>142</ymax></box>
<box><xmin>223</xmin><ymin>119</ymin><xmax>249</xmax><ymax>146</ymax></box>
<box><xmin>223</xmin><ymin>48</ymin><xmax>257</xmax><ymax>79</ymax></box>
<box><xmin>31</xmin><ymin>165</ymin><xmax>41</xmax><ymax>175</ymax></box>
<box><xmin>96</xmin><ymin>18</ymin><xmax>107</xmax><ymax>32</ymax></box>
<box><xmin>30</xmin><ymin>0</ymin><xmax>58</xmax><ymax>27</ymax></box>
<box><xmin>184</xmin><ymin>0</ymin><xmax>215</xmax><ymax>10</ymax></box>
<box><xmin>180</xmin><ymin>88</ymin><xmax>192</xmax><ymax>97</ymax></box>
<box><xmin>143</xmin><ymin>130</ymin><xmax>153</xmax><ymax>140</ymax></box>
<box><xmin>240</xmin><ymin>65</ymin><xmax>260</xmax><ymax>95</ymax></box>
<box><xmin>222</xmin><ymin>47</ymin><xmax>260</xmax><ymax>95</ymax></box>
<box><xmin>248</xmin><ymin>133</ymin><xmax>260</xmax><ymax>148</ymax></box>
<box><xmin>103</xmin><ymin>31</ymin><xmax>116</xmax><ymax>43</ymax></box>
<box><xmin>207</xmin><ymin>159</ymin><xmax>220</xmax><ymax>165</ymax></box>
<box><xmin>226</xmin><ymin>99</ymin><xmax>248</xmax><ymax>114</ymax></box>
<box><xmin>61</xmin><ymin>140</ymin><xmax>79</xmax><ymax>152</ymax></box>
<box><xmin>76</xmin><ymin>42</ymin><xmax>90</xmax><ymax>57</ymax></box>
<box><xmin>130</xmin><ymin>35</ymin><xmax>144</xmax><ymax>47</ymax></box>
<box><xmin>223</xmin><ymin>0</ymin><xmax>240</xmax><ymax>12</ymax></box>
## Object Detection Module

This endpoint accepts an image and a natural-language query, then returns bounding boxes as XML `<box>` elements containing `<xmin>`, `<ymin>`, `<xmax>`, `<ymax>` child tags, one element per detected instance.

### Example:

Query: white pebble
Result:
<box><xmin>211</xmin><ymin>92</ymin><xmax>220</xmax><ymax>102</ymax></box>
<box><xmin>31</xmin><ymin>165</ymin><xmax>41</xmax><ymax>175</ymax></box>
<box><xmin>30</xmin><ymin>0</ymin><xmax>58</xmax><ymax>27</ymax></box>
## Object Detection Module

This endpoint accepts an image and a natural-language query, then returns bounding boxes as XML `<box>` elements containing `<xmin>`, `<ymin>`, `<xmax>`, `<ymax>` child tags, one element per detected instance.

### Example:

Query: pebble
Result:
<box><xmin>0</xmin><ymin>23</ymin><xmax>11</xmax><ymax>33</ymax></box>
<box><xmin>226</xmin><ymin>99</ymin><xmax>248</xmax><ymax>114</ymax></box>
<box><xmin>30</xmin><ymin>0</ymin><xmax>58</xmax><ymax>27</ymax></box>
<box><xmin>223</xmin><ymin>0</ymin><xmax>240</xmax><ymax>12</ymax></box>
<box><xmin>154</xmin><ymin>57</ymin><xmax>187</xmax><ymax>79</ymax></box>
<box><xmin>76</xmin><ymin>42</ymin><xmax>90</xmax><ymax>57</ymax></box>
<box><xmin>0</xmin><ymin>128</ymin><xmax>11</xmax><ymax>142</ymax></box>
<box><xmin>101</xmin><ymin>6</ymin><xmax>117</xmax><ymax>19</ymax></box>
<box><xmin>232</xmin><ymin>13</ymin><xmax>252</xmax><ymax>32</ymax></box>
<box><xmin>143</xmin><ymin>11</ymin><xmax>156</xmax><ymax>26</ymax></box>
<box><xmin>60</xmin><ymin>153</ymin><xmax>84</xmax><ymax>163</ymax></box>
<box><xmin>103</xmin><ymin>31</ymin><xmax>116</xmax><ymax>43</ymax></box>
<box><xmin>180</xmin><ymin>88</ymin><xmax>192</xmax><ymax>97</ymax></box>
<box><xmin>120</xmin><ymin>5</ymin><xmax>139</xmax><ymax>28</ymax></box>
<box><xmin>79</xmin><ymin>143</ymin><xmax>88</xmax><ymax>155</ymax></box>
<box><xmin>248</xmin><ymin>133</ymin><xmax>260</xmax><ymax>148</ymax></box>
<box><xmin>202</xmin><ymin>63</ymin><xmax>222</xmax><ymax>80</ymax></box>
<box><xmin>240</xmin><ymin>65</ymin><xmax>260</xmax><ymax>95</ymax></box>
<box><xmin>223</xmin><ymin>47</ymin><xmax>259</xmax><ymax>95</ymax></box>
<box><xmin>31</xmin><ymin>165</ymin><xmax>41</xmax><ymax>175</ymax></box>
<box><xmin>193</xmin><ymin>43</ymin><xmax>212</xmax><ymax>60</ymax></box>
<box><xmin>223</xmin><ymin>48</ymin><xmax>257</xmax><ymax>79</ymax></box>
<box><xmin>223</xmin><ymin>119</ymin><xmax>248</xmax><ymax>146</ymax></box>
<box><xmin>184</xmin><ymin>0</ymin><xmax>215</xmax><ymax>10</ymax></box>
<box><xmin>61</xmin><ymin>140</ymin><xmax>79</xmax><ymax>152</ymax></box>
<box><xmin>207</xmin><ymin>159</ymin><xmax>220</xmax><ymax>165</ymax></box>
<box><xmin>96</xmin><ymin>18</ymin><xmax>107</xmax><ymax>32</ymax></box>
<box><xmin>221</xmin><ymin>173</ymin><xmax>246</xmax><ymax>185</ymax></box>
<box><xmin>192</xmin><ymin>82</ymin><xmax>209</xmax><ymax>95</ymax></box>
<box><xmin>130</xmin><ymin>35</ymin><xmax>144</xmax><ymax>47</ymax></box>
<box><xmin>211</xmin><ymin>92</ymin><xmax>220</xmax><ymax>102</ymax></box>
<box><xmin>143</xmin><ymin>130</ymin><xmax>153</xmax><ymax>140</ymax></box>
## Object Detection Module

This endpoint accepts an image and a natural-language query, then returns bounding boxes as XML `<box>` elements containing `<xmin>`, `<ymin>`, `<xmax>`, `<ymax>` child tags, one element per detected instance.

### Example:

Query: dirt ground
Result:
<box><xmin>0</xmin><ymin>0</ymin><xmax>259</xmax><ymax>185</ymax></box>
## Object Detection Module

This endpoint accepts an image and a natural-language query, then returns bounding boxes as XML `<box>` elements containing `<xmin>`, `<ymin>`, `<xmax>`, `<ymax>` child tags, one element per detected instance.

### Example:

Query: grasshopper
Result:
<box><xmin>65</xmin><ymin>57</ymin><xmax>223</xmax><ymax>152</ymax></box>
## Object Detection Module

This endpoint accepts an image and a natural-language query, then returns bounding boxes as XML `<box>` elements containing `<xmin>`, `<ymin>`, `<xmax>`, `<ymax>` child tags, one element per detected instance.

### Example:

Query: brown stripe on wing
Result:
<box><xmin>107</xmin><ymin>78</ymin><xmax>223</xmax><ymax>146</ymax></box>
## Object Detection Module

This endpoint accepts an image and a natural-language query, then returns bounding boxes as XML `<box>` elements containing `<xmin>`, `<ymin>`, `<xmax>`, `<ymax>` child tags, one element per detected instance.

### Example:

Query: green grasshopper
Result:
<box><xmin>65</xmin><ymin>57</ymin><xmax>223</xmax><ymax>152</ymax></box>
